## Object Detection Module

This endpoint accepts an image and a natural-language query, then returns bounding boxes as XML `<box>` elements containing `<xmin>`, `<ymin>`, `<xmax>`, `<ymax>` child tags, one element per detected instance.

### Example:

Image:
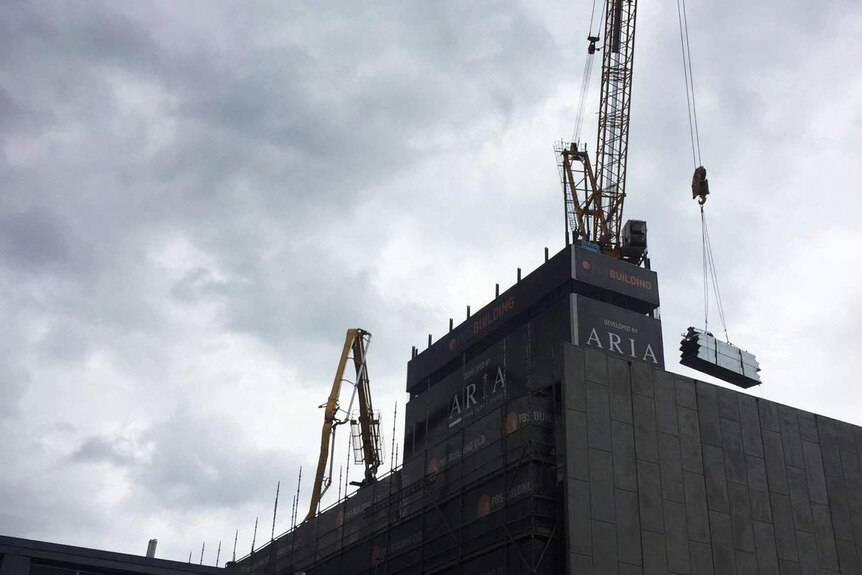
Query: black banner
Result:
<box><xmin>406</xmin><ymin>248</ymin><xmax>571</xmax><ymax>392</ymax></box>
<box><xmin>573</xmin><ymin>246</ymin><xmax>660</xmax><ymax>312</ymax></box>
<box><xmin>572</xmin><ymin>295</ymin><xmax>665</xmax><ymax>368</ymax></box>
<box><xmin>407</xmin><ymin>244</ymin><xmax>661</xmax><ymax>391</ymax></box>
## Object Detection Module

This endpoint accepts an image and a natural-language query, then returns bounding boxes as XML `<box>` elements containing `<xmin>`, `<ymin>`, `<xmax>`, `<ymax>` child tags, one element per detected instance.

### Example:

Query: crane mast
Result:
<box><xmin>558</xmin><ymin>0</ymin><xmax>643</xmax><ymax>263</ymax></box>
<box><xmin>596</xmin><ymin>0</ymin><xmax>637</xmax><ymax>249</ymax></box>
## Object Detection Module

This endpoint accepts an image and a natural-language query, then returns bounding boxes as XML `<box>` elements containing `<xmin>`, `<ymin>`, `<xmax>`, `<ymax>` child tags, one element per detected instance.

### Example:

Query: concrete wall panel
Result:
<box><xmin>559</xmin><ymin>346</ymin><xmax>862</xmax><ymax>575</ymax></box>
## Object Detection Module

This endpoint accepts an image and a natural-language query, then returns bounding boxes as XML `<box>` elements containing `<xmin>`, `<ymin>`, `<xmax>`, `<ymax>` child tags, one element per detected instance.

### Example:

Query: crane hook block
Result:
<box><xmin>587</xmin><ymin>35</ymin><xmax>600</xmax><ymax>54</ymax></box>
<box><xmin>691</xmin><ymin>166</ymin><xmax>709</xmax><ymax>205</ymax></box>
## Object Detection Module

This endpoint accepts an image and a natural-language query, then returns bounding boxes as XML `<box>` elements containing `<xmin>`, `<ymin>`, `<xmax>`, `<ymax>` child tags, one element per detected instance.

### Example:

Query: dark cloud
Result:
<box><xmin>1</xmin><ymin>0</ymin><xmax>860</xmax><ymax>564</ymax></box>
<box><xmin>0</xmin><ymin>208</ymin><xmax>69</xmax><ymax>269</ymax></box>
<box><xmin>72</xmin><ymin>435</ymin><xmax>137</xmax><ymax>466</ymax></box>
<box><xmin>135</xmin><ymin>408</ymin><xmax>288</xmax><ymax>509</ymax></box>
<box><xmin>0</xmin><ymin>364</ymin><xmax>28</xmax><ymax>418</ymax></box>
<box><xmin>70</xmin><ymin>405</ymin><xmax>290</xmax><ymax>511</ymax></box>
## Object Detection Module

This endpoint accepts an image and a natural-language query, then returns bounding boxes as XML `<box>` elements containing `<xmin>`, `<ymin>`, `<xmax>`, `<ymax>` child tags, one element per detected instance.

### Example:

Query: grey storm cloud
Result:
<box><xmin>0</xmin><ymin>0</ymin><xmax>565</xmax><ymax>559</ymax></box>
<box><xmin>1</xmin><ymin>0</ymin><xmax>861</xmax><ymax>564</ymax></box>
<box><xmin>0</xmin><ymin>208</ymin><xmax>72</xmax><ymax>271</ymax></box>
<box><xmin>0</xmin><ymin>363</ymin><xmax>28</xmax><ymax>418</ymax></box>
<box><xmin>72</xmin><ymin>405</ymin><xmax>288</xmax><ymax>510</ymax></box>
<box><xmin>72</xmin><ymin>434</ymin><xmax>139</xmax><ymax>467</ymax></box>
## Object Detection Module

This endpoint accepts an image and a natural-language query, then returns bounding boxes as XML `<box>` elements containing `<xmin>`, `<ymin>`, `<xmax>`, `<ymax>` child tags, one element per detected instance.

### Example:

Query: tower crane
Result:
<box><xmin>305</xmin><ymin>328</ymin><xmax>382</xmax><ymax>522</ymax></box>
<box><xmin>557</xmin><ymin>0</ymin><xmax>647</xmax><ymax>265</ymax></box>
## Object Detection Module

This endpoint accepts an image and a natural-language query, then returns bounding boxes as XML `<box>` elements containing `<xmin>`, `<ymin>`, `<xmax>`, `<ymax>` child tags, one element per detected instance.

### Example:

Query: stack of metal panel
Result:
<box><xmin>679</xmin><ymin>327</ymin><xmax>761</xmax><ymax>388</ymax></box>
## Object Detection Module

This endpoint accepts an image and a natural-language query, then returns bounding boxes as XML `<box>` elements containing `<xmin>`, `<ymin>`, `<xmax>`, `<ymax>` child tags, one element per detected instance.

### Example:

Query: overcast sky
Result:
<box><xmin>2</xmin><ymin>0</ymin><xmax>861</xmax><ymax>565</ymax></box>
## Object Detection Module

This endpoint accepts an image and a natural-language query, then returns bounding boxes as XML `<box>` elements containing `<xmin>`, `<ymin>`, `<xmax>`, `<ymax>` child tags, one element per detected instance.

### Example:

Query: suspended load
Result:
<box><xmin>680</xmin><ymin>327</ymin><xmax>761</xmax><ymax>388</ymax></box>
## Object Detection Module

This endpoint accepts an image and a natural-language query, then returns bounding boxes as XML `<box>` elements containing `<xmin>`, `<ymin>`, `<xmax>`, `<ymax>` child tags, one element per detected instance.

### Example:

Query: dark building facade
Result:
<box><xmin>558</xmin><ymin>346</ymin><xmax>862</xmax><ymax>574</ymax></box>
<box><xmin>235</xmin><ymin>245</ymin><xmax>862</xmax><ymax>574</ymax></box>
<box><xmin>0</xmin><ymin>536</ymin><xmax>242</xmax><ymax>575</ymax></box>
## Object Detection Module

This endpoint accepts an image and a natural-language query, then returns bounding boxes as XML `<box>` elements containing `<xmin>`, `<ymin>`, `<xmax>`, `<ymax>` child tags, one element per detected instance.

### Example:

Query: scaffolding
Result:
<box><xmin>239</xmin><ymin>389</ymin><xmax>562</xmax><ymax>575</ymax></box>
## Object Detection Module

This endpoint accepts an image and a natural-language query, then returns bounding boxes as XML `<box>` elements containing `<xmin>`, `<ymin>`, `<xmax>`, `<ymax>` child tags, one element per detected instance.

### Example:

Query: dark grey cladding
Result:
<box><xmin>236</xmin><ymin>347</ymin><xmax>862</xmax><ymax>575</ymax></box>
<box><xmin>406</xmin><ymin>243</ymin><xmax>661</xmax><ymax>392</ymax></box>
<box><xmin>560</xmin><ymin>346</ymin><xmax>862</xmax><ymax>575</ymax></box>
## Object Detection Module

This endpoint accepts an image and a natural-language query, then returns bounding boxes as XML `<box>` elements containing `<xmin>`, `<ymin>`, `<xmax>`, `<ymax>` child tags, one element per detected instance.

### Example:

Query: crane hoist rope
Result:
<box><xmin>305</xmin><ymin>328</ymin><xmax>382</xmax><ymax>522</ymax></box>
<box><xmin>677</xmin><ymin>0</ymin><xmax>729</xmax><ymax>343</ymax></box>
<box><xmin>571</xmin><ymin>0</ymin><xmax>605</xmax><ymax>144</ymax></box>
<box><xmin>677</xmin><ymin>4</ymin><xmax>761</xmax><ymax>391</ymax></box>
<box><xmin>676</xmin><ymin>0</ymin><xmax>702</xmax><ymax>169</ymax></box>
<box><xmin>699</xmin><ymin>203</ymin><xmax>729</xmax><ymax>342</ymax></box>
<box><xmin>572</xmin><ymin>48</ymin><xmax>596</xmax><ymax>145</ymax></box>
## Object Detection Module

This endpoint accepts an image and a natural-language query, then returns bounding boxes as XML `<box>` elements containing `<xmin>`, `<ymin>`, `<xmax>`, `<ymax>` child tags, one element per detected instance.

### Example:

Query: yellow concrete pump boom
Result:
<box><xmin>305</xmin><ymin>328</ymin><xmax>381</xmax><ymax>521</ymax></box>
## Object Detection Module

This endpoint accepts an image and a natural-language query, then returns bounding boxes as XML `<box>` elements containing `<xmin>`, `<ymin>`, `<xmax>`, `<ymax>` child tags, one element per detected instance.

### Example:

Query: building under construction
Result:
<box><xmin>232</xmin><ymin>244</ymin><xmax>862</xmax><ymax>574</ymax></box>
<box><xmin>222</xmin><ymin>0</ymin><xmax>862</xmax><ymax>569</ymax></box>
<box><xmin>0</xmin><ymin>0</ymin><xmax>859</xmax><ymax>570</ymax></box>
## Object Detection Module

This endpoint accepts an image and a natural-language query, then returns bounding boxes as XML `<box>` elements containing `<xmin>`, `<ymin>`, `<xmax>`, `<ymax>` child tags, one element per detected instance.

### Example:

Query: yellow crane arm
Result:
<box><xmin>305</xmin><ymin>328</ymin><xmax>376</xmax><ymax>522</ymax></box>
<box><xmin>353</xmin><ymin>334</ymin><xmax>381</xmax><ymax>484</ymax></box>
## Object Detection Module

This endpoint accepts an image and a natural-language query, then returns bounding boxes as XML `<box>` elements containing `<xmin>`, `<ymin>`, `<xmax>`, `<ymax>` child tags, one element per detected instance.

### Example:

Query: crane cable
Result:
<box><xmin>676</xmin><ymin>0</ymin><xmax>702</xmax><ymax>168</ymax></box>
<box><xmin>572</xmin><ymin>0</ymin><xmax>606</xmax><ymax>143</ymax></box>
<box><xmin>701</xmin><ymin>207</ymin><xmax>729</xmax><ymax>342</ymax></box>
<box><xmin>572</xmin><ymin>51</ymin><xmax>596</xmax><ymax>144</ymax></box>
<box><xmin>677</xmin><ymin>0</ymin><xmax>730</xmax><ymax>342</ymax></box>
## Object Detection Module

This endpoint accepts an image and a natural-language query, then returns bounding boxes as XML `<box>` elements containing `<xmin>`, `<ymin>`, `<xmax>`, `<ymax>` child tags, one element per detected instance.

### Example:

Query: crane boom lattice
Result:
<box><xmin>595</xmin><ymin>0</ymin><xmax>637</xmax><ymax>251</ymax></box>
<box><xmin>560</xmin><ymin>0</ymin><xmax>640</xmax><ymax>261</ymax></box>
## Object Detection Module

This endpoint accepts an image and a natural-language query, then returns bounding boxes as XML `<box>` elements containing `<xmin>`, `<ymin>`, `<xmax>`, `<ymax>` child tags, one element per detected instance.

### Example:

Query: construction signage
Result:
<box><xmin>406</xmin><ymin>249</ymin><xmax>571</xmax><ymax>391</ymax></box>
<box><xmin>571</xmin><ymin>294</ymin><xmax>664</xmax><ymax>368</ymax></box>
<box><xmin>573</xmin><ymin>246</ymin><xmax>660</xmax><ymax>312</ymax></box>
<box><xmin>407</xmin><ymin>244</ymin><xmax>663</xmax><ymax>391</ymax></box>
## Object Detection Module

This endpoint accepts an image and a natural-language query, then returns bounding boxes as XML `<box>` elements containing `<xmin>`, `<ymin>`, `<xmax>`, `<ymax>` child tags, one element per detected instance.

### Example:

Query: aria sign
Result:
<box><xmin>448</xmin><ymin>357</ymin><xmax>506</xmax><ymax>429</ymax></box>
<box><xmin>572</xmin><ymin>295</ymin><xmax>664</xmax><ymax>368</ymax></box>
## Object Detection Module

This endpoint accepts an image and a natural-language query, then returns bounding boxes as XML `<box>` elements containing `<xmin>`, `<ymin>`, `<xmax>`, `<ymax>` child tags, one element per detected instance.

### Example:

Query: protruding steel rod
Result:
<box><xmin>250</xmin><ymin>518</ymin><xmax>258</xmax><ymax>556</ymax></box>
<box><xmin>271</xmin><ymin>481</ymin><xmax>280</xmax><ymax>541</ymax></box>
<box><xmin>390</xmin><ymin>402</ymin><xmax>398</xmax><ymax>471</ymax></box>
<box><xmin>293</xmin><ymin>467</ymin><xmax>302</xmax><ymax>527</ymax></box>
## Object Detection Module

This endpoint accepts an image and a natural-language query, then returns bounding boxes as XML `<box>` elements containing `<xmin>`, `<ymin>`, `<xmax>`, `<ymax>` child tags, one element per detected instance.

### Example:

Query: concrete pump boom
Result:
<box><xmin>305</xmin><ymin>328</ymin><xmax>381</xmax><ymax>522</ymax></box>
